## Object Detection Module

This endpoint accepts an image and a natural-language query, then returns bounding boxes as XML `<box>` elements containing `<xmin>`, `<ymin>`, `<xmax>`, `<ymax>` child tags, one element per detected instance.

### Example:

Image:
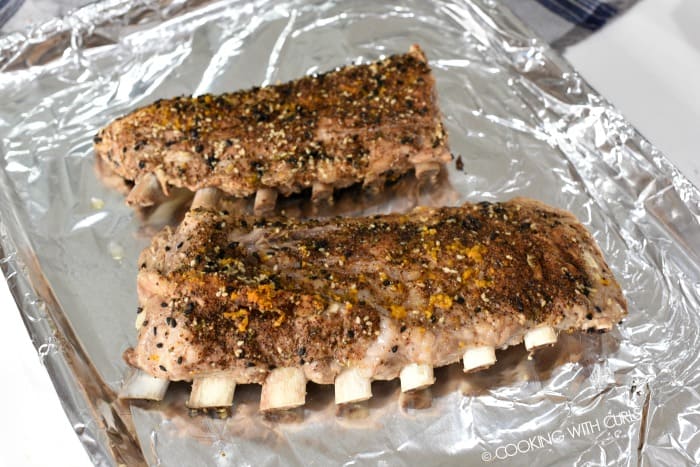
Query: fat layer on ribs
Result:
<box><xmin>94</xmin><ymin>45</ymin><xmax>451</xmax><ymax>213</ymax></box>
<box><xmin>125</xmin><ymin>197</ymin><xmax>627</xmax><ymax>404</ymax></box>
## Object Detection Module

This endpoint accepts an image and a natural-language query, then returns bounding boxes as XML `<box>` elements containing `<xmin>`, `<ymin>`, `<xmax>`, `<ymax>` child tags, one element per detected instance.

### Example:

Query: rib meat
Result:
<box><xmin>124</xmin><ymin>197</ymin><xmax>627</xmax><ymax>408</ymax></box>
<box><xmin>94</xmin><ymin>45</ymin><xmax>451</xmax><ymax>213</ymax></box>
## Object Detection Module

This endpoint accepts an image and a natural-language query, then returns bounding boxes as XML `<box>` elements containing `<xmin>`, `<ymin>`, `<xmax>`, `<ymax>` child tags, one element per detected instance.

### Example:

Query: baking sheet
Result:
<box><xmin>1</xmin><ymin>0</ymin><xmax>699</xmax><ymax>465</ymax></box>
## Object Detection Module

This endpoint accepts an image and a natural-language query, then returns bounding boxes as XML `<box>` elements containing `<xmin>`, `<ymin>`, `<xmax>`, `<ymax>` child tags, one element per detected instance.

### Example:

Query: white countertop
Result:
<box><xmin>566</xmin><ymin>0</ymin><xmax>700</xmax><ymax>187</ymax></box>
<box><xmin>0</xmin><ymin>0</ymin><xmax>698</xmax><ymax>465</ymax></box>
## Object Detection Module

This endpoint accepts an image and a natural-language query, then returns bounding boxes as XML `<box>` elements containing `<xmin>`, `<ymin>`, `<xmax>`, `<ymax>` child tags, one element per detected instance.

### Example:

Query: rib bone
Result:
<box><xmin>125</xmin><ymin>173</ymin><xmax>167</xmax><ymax>207</ymax></box>
<box><xmin>187</xmin><ymin>375</ymin><xmax>236</xmax><ymax>409</ymax></box>
<box><xmin>191</xmin><ymin>187</ymin><xmax>222</xmax><ymax>210</ymax></box>
<box><xmin>462</xmin><ymin>346</ymin><xmax>497</xmax><ymax>373</ymax></box>
<box><xmin>311</xmin><ymin>181</ymin><xmax>333</xmax><ymax>202</ymax></box>
<box><xmin>254</xmin><ymin>188</ymin><xmax>278</xmax><ymax>215</ymax></box>
<box><xmin>524</xmin><ymin>326</ymin><xmax>558</xmax><ymax>351</ymax></box>
<box><xmin>259</xmin><ymin>367</ymin><xmax>307</xmax><ymax>411</ymax></box>
<box><xmin>414</xmin><ymin>161</ymin><xmax>441</xmax><ymax>184</ymax></box>
<box><xmin>399</xmin><ymin>364</ymin><xmax>435</xmax><ymax>392</ymax></box>
<box><xmin>334</xmin><ymin>368</ymin><xmax>372</xmax><ymax>405</ymax></box>
<box><xmin>120</xmin><ymin>369</ymin><xmax>169</xmax><ymax>400</ymax></box>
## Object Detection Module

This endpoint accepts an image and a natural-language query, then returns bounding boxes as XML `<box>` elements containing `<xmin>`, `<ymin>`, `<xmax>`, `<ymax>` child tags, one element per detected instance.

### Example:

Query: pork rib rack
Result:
<box><xmin>94</xmin><ymin>45</ymin><xmax>451</xmax><ymax>215</ymax></box>
<box><xmin>122</xmin><ymin>197</ymin><xmax>627</xmax><ymax>412</ymax></box>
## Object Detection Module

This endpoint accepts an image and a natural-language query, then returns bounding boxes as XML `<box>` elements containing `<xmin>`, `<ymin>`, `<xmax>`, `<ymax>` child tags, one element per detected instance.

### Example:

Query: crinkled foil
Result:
<box><xmin>1</xmin><ymin>0</ymin><xmax>699</xmax><ymax>465</ymax></box>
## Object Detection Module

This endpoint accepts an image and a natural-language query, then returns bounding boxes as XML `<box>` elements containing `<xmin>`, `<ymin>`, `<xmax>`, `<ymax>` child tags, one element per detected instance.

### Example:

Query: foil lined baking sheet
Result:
<box><xmin>1</xmin><ymin>0</ymin><xmax>699</xmax><ymax>465</ymax></box>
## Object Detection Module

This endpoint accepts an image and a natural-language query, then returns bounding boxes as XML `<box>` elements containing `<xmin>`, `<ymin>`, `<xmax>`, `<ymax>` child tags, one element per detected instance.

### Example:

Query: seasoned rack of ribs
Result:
<box><xmin>121</xmin><ymin>196</ymin><xmax>627</xmax><ymax>413</ymax></box>
<box><xmin>94</xmin><ymin>45</ymin><xmax>451</xmax><ymax>215</ymax></box>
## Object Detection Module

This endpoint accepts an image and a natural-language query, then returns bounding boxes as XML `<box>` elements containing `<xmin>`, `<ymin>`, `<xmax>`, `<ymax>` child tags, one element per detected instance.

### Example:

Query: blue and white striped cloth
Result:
<box><xmin>502</xmin><ymin>0</ymin><xmax>636</xmax><ymax>48</ymax></box>
<box><xmin>0</xmin><ymin>0</ymin><xmax>24</xmax><ymax>30</ymax></box>
<box><xmin>538</xmin><ymin>0</ymin><xmax>619</xmax><ymax>30</ymax></box>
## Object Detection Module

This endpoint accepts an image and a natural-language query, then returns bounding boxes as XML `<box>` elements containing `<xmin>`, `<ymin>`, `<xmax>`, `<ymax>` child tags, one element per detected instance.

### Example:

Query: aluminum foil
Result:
<box><xmin>1</xmin><ymin>0</ymin><xmax>699</xmax><ymax>465</ymax></box>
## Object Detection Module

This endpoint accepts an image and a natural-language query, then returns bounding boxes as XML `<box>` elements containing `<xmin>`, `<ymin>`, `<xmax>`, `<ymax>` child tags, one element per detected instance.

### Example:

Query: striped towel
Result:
<box><xmin>539</xmin><ymin>0</ymin><xmax>620</xmax><ymax>30</ymax></box>
<box><xmin>501</xmin><ymin>0</ymin><xmax>637</xmax><ymax>49</ymax></box>
<box><xmin>0</xmin><ymin>0</ymin><xmax>24</xmax><ymax>30</ymax></box>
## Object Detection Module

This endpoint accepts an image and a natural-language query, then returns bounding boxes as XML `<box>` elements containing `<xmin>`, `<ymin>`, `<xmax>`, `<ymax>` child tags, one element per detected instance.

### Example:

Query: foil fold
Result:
<box><xmin>0</xmin><ymin>0</ymin><xmax>699</xmax><ymax>465</ymax></box>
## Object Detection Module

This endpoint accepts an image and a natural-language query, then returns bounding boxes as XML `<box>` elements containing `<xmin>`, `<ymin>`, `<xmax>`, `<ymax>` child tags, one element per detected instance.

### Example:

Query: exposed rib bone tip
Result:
<box><xmin>191</xmin><ymin>187</ymin><xmax>222</xmax><ymax>209</ymax></box>
<box><xmin>408</xmin><ymin>44</ymin><xmax>427</xmax><ymax>62</ymax></box>
<box><xmin>399</xmin><ymin>363</ymin><xmax>435</xmax><ymax>392</ymax></box>
<box><xmin>126</xmin><ymin>172</ymin><xmax>166</xmax><ymax>207</ymax></box>
<box><xmin>187</xmin><ymin>375</ymin><xmax>236</xmax><ymax>409</ymax></box>
<box><xmin>524</xmin><ymin>326</ymin><xmax>558</xmax><ymax>351</ymax></box>
<box><xmin>120</xmin><ymin>369</ymin><xmax>170</xmax><ymax>400</ymax></box>
<box><xmin>254</xmin><ymin>187</ymin><xmax>278</xmax><ymax>215</ymax></box>
<box><xmin>311</xmin><ymin>181</ymin><xmax>333</xmax><ymax>202</ymax></box>
<box><xmin>335</xmin><ymin>368</ymin><xmax>372</xmax><ymax>405</ymax></box>
<box><xmin>593</xmin><ymin>318</ymin><xmax>613</xmax><ymax>332</ymax></box>
<box><xmin>259</xmin><ymin>367</ymin><xmax>307</xmax><ymax>411</ymax></box>
<box><xmin>462</xmin><ymin>346</ymin><xmax>497</xmax><ymax>373</ymax></box>
<box><xmin>414</xmin><ymin>162</ymin><xmax>441</xmax><ymax>183</ymax></box>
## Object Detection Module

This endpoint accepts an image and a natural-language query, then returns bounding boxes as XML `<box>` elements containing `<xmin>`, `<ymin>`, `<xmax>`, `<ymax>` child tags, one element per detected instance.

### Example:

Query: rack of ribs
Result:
<box><xmin>121</xmin><ymin>196</ymin><xmax>627</xmax><ymax>413</ymax></box>
<box><xmin>94</xmin><ymin>45</ymin><xmax>451</xmax><ymax>215</ymax></box>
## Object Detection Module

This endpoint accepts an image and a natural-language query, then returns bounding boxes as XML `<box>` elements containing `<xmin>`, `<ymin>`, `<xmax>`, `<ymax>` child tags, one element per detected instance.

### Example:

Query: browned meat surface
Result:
<box><xmin>94</xmin><ymin>45</ymin><xmax>451</xmax><ymax>209</ymax></box>
<box><xmin>125</xmin><ymin>198</ymin><xmax>627</xmax><ymax>384</ymax></box>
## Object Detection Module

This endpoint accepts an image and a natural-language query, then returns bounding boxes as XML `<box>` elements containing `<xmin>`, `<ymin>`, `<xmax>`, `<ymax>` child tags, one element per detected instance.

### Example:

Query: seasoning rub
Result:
<box><xmin>94</xmin><ymin>45</ymin><xmax>451</xmax><ymax>215</ymax></box>
<box><xmin>121</xmin><ymin>197</ymin><xmax>627</xmax><ymax>414</ymax></box>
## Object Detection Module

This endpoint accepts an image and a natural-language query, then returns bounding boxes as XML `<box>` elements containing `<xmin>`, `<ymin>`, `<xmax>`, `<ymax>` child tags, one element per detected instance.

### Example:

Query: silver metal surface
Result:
<box><xmin>0</xmin><ymin>0</ymin><xmax>699</xmax><ymax>465</ymax></box>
